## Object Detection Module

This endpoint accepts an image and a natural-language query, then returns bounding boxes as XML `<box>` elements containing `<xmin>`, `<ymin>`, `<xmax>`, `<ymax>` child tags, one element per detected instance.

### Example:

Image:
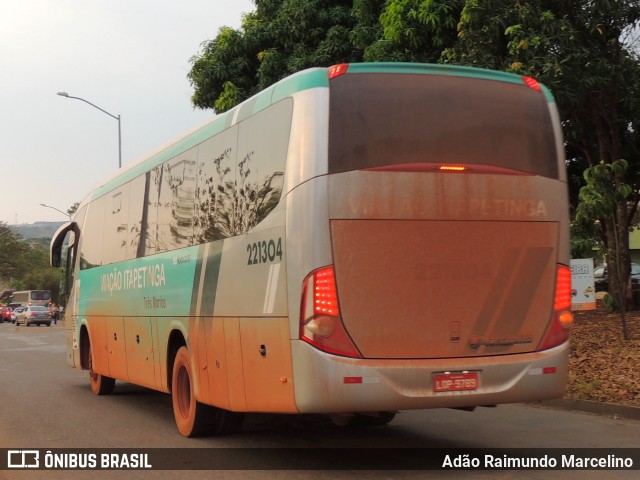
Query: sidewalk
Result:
<box><xmin>537</xmin><ymin>398</ymin><xmax>640</xmax><ymax>421</ymax></box>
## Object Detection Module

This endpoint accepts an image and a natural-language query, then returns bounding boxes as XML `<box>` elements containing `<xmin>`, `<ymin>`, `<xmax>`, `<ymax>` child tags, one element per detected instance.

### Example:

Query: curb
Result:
<box><xmin>534</xmin><ymin>399</ymin><xmax>640</xmax><ymax>421</ymax></box>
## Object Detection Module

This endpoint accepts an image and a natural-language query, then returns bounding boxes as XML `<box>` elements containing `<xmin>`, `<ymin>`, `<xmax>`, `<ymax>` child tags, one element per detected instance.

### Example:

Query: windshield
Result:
<box><xmin>329</xmin><ymin>73</ymin><xmax>558</xmax><ymax>178</ymax></box>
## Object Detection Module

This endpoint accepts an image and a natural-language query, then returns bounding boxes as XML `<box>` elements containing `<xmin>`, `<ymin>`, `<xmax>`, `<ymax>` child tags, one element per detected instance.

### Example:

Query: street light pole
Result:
<box><xmin>40</xmin><ymin>203</ymin><xmax>71</xmax><ymax>220</ymax></box>
<box><xmin>57</xmin><ymin>92</ymin><xmax>122</xmax><ymax>169</ymax></box>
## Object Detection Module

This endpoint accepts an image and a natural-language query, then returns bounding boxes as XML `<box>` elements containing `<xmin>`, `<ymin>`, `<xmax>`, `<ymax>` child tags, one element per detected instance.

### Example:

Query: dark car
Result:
<box><xmin>15</xmin><ymin>306</ymin><xmax>52</xmax><ymax>327</ymax></box>
<box><xmin>594</xmin><ymin>263</ymin><xmax>640</xmax><ymax>292</ymax></box>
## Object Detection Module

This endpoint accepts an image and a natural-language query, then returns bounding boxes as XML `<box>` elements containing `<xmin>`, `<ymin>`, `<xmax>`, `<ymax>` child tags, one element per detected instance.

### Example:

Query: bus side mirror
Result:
<box><xmin>50</xmin><ymin>222</ymin><xmax>76</xmax><ymax>268</ymax></box>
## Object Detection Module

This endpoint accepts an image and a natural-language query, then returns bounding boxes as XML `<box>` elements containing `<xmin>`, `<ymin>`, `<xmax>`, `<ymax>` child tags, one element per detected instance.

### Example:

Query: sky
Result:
<box><xmin>1</xmin><ymin>0</ymin><xmax>254</xmax><ymax>225</ymax></box>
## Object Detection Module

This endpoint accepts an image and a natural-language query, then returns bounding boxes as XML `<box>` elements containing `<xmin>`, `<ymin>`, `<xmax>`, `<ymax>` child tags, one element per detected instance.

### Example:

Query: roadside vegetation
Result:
<box><xmin>0</xmin><ymin>222</ymin><xmax>61</xmax><ymax>303</ymax></box>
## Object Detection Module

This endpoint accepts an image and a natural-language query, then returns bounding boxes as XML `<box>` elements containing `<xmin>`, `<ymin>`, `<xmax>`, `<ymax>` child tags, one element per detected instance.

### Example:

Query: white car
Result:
<box><xmin>11</xmin><ymin>306</ymin><xmax>26</xmax><ymax>323</ymax></box>
<box><xmin>15</xmin><ymin>306</ymin><xmax>52</xmax><ymax>327</ymax></box>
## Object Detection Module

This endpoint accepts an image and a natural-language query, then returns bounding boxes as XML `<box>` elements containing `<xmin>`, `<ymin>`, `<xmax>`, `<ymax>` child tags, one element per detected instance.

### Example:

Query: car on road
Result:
<box><xmin>1</xmin><ymin>304</ymin><xmax>23</xmax><ymax>323</ymax></box>
<box><xmin>594</xmin><ymin>263</ymin><xmax>640</xmax><ymax>292</ymax></box>
<box><xmin>15</xmin><ymin>306</ymin><xmax>52</xmax><ymax>327</ymax></box>
<box><xmin>11</xmin><ymin>306</ymin><xmax>25</xmax><ymax>323</ymax></box>
<box><xmin>6</xmin><ymin>304</ymin><xmax>25</xmax><ymax>323</ymax></box>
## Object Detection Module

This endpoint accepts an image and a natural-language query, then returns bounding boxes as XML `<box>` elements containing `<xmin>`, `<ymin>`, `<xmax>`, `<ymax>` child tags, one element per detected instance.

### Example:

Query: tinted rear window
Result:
<box><xmin>31</xmin><ymin>291</ymin><xmax>51</xmax><ymax>300</ymax></box>
<box><xmin>328</xmin><ymin>73</ymin><xmax>558</xmax><ymax>178</ymax></box>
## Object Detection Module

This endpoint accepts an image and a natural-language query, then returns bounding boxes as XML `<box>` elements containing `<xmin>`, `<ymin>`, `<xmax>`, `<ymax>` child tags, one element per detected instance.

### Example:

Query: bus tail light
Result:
<box><xmin>539</xmin><ymin>265</ymin><xmax>573</xmax><ymax>351</ymax></box>
<box><xmin>328</xmin><ymin>64</ymin><xmax>349</xmax><ymax>79</ymax></box>
<box><xmin>439</xmin><ymin>165</ymin><xmax>467</xmax><ymax>172</ymax></box>
<box><xmin>522</xmin><ymin>76</ymin><xmax>542</xmax><ymax>92</ymax></box>
<box><xmin>300</xmin><ymin>266</ymin><xmax>361</xmax><ymax>358</ymax></box>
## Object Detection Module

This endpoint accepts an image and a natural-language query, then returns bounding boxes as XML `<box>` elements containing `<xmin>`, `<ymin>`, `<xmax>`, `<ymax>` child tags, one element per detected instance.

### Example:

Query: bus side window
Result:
<box><xmin>194</xmin><ymin>126</ymin><xmax>238</xmax><ymax>242</ymax></box>
<box><xmin>155</xmin><ymin>147</ymin><xmax>198</xmax><ymax>252</ymax></box>
<box><xmin>103</xmin><ymin>186</ymin><xmax>129</xmax><ymax>264</ymax></box>
<box><xmin>127</xmin><ymin>172</ymin><xmax>159</xmax><ymax>258</ymax></box>
<box><xmin>235</xmin><ymin>98</ymin><xmax>292</xmax><ymax>231</ymax></box>
<box><xmin>80</xmin><ymin>197</ymin><xmax>106</xmax><ymax>269</ymax></box>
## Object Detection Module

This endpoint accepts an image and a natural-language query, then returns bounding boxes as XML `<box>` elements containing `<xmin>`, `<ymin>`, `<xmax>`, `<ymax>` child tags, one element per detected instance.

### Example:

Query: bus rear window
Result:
<box><xmin>328</xmin><ymin>73</ymin><xmax>558</xmax><ymax>178</ymax></box>
<box><xmin>31</xmin><ymin>291</ymin><xmax>51</xmax><ymax>300</ymax></box>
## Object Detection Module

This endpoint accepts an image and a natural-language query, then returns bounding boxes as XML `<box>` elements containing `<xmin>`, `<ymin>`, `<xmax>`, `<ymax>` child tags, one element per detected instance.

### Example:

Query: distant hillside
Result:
<box><xmin>13</xmin><ymin>221</ymin><xmax>65</xmax><ymax>240</ymax></box>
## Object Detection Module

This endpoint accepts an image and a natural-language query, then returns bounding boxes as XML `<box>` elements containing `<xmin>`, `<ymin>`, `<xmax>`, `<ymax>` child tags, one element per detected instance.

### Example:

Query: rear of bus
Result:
<box><xmin>288</xmin><ymin>63</ymin><xmax>572</xmax><ymax>414</ymax></box>
<box><xmin>12</xmin><ymin>290</ymin><xmax>51</xmax><ymax>308</ymax></box>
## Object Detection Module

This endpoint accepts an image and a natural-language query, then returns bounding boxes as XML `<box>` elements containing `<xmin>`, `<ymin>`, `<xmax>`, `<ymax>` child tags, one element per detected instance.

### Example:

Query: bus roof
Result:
<box><xmin>88</xmin><ymin>63</ymin><xmax>554</xmax><ymax>202</ymax></box>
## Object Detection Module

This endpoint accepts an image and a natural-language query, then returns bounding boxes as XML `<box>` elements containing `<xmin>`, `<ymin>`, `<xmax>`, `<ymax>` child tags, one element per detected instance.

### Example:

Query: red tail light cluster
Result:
<box><xmin>539</xmin><ymin>265</ymin><xmax>573</xmax><ymax>351</ymax></box>
<box><xmin>328</xmin><ymin>64</ymin><xmax>349</xmax><ymax>79</ymax></box>
<box><xmin>554</xmin><ymin>265</ymin><xmax>572</xmax><ymax>311</ymax></box>
<box><xmin>522</xmin><ymin>75</ymin><xmax>542</xmax><ymax>92</ymax></box>
<box><xmin>300</xmin><ymin>266</ymin><xmax>361</xmax><ymax>358</ymax></box>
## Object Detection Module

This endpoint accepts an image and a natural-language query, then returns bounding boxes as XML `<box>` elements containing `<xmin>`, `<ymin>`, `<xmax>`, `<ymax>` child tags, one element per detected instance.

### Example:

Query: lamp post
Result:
<box><xmin>40</xmin><ymin>203</ymin><xmax>71</xmax><ymax>220</ymax></box>
<box><xmin>57</xmin><ymin>92</ymin><xmax>122</xmax><ymax>169</ymax></box>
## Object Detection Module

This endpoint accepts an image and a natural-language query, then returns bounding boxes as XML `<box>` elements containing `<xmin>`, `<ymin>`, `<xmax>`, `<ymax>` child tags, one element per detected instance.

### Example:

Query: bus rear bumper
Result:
<box><xmin>291</xmin><ymin>340</ymin><xmax>569</xmax><ymax>414</ymax></box>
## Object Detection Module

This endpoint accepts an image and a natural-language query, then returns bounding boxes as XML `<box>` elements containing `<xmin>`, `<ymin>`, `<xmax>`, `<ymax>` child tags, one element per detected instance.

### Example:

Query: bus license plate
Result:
<box><xmin>433</xmin><ymin>372</ymin><xmax>479</xmax><ymax>392</ymax></box>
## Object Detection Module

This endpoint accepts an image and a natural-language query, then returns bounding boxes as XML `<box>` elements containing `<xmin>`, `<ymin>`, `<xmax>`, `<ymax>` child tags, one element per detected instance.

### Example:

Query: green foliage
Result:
<box><xmin>376</xmin><ymin>0</ymin><xmax>462</xmax><ymax>61</ymax></box>
<box><xmin>0</xmin><ymin>223</ymin><xmax>30</xmax><ymax>281</ymax></box>
<box><xmin>189</xmin><ymin>0</ymin><xmax>363</xmax><ymax>112</ymax></box>
<box><xmin>215</xmin><ymin>81</ymin><xmax>243</xmax><ymax>113</ymax></box>
<box><xmin>189</xmin><ymin>26</ymin><xmax>257</xmax><ymax>111</ymax></box>
<box><xmin>0</xmin><ymin>222</ymin><xmax>62</xmax><ymax>303</ymax></box>
<box><xmin>570</xmin><ymin>221</ymin><xmax>601</xmax><ymax>259</ymax></box>
<box><xmin>576</xmin><ymin>160</ymin><xmax>632</xmax><ymax>223</ymax></box>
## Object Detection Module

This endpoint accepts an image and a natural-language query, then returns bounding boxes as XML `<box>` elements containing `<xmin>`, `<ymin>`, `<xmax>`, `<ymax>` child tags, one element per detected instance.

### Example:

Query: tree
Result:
<box><xmin>366</xmin><ymin>0</ymin><xmax>462</xmax><ymax>61</ymax></box>
<box><xmin>189</xmin><ymin>0</ymin><xmax>368</xmax><ymax>112</ymax></box>
<box><xmin>0</xmin><ymin>222</ymin><xmax>62</xmax><ymax>304</ymax></box>
<box><xmin>0</xmin><ymin>223</ymin><xmax>30</xmax><ymax>282</ymax></box>
<box><xmin>576</xmin><ymin>159</ymin><xmax>633</xmax><ymax>338</ymax></box>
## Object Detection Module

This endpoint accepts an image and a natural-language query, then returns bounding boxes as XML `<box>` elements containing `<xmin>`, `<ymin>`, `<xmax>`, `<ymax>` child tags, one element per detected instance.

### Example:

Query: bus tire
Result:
<box><xmin>88</xmin><ymin>342</ymin><xmax>115</xmax><ymax>395</ymax></box>
<box><xmin>171</xmin><ymin>346</ymin><xmax>244</xmax><ymax>437</ymax></box>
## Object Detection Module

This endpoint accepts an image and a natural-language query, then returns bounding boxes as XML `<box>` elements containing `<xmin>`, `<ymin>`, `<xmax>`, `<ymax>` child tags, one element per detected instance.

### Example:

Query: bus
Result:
<box><xmin>50</xmin><ymin>63</ymin><xmax>573</xmax><ymax>437</ymax></box>
<box><xmin>11</xmin><ymin>290</ymin><xmax>51</xmax><ymax>307</ymax></box>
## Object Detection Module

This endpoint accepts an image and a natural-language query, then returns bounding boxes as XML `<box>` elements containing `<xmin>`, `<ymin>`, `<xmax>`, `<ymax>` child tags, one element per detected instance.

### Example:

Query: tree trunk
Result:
<box><xmin>605</xmin><ymin>198</ymin><xmax>632</xmax><ymax>340</ymax></box>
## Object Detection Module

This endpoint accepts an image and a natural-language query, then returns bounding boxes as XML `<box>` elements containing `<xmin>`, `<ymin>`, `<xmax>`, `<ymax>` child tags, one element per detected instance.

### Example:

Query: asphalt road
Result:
<box><xmin>0</xmin><ymin>321</ymin><xmax>639</xmax><ymax>480</ymax></box>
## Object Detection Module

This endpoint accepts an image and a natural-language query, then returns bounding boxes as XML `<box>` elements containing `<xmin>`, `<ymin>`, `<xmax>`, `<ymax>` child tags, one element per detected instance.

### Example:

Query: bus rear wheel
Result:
<box><xmin>171</xmin><ymin>346</ymin><xmax>244</xmax><ymax>437</ymax></box>
<box><xmin>88</xmin><ymin>343</ymin><xmax>115</xmax><ymax>395</ymax></box>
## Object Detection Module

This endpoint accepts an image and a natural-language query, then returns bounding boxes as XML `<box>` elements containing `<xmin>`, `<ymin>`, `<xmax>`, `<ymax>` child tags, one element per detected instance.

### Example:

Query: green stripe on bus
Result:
<box><xmin>271</xmin><ymin>68</ymin><xmax>329</xmax><ymax>103</ymax></box>
<box><xmin>78</xmin><ymin>246</ymin><xmax>200</xmax><ymax>318</ymax></box>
